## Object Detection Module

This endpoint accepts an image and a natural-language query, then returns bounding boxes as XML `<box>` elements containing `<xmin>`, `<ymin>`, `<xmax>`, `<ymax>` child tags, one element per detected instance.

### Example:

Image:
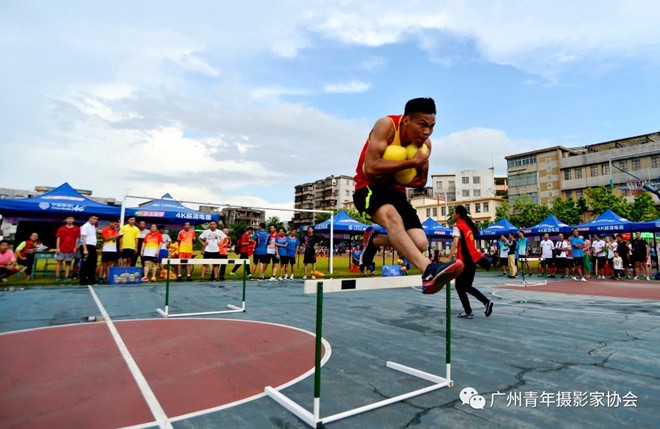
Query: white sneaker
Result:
<box><xmin>580</xmin><ymin>277</ymin><xmax>587</xmax><ymax>282</ymax></box>
<box><xmin>303</xmin><ymin>275</ymin><xmax>307</xmax><ymax>280</ymax></box>
<box><xmin>290</xmin><ymin>275</ymin><xmax>294</xmax><ymax>280</ymax></box>
<box><xmin>269</xmin><ymin>277</ymin><xmax>276</xmax><ymax>282</ymax></box>
<box><xmin>283</xmin><ymin>274</ymin><xmax>288</xmax><ymax>279</ymax></box>
<box><xmin>572</xmin><ymin>276</ymin><xmax>578</xmax><ymax>281</ymax></box>
<box><xmin>311</xmin><ymin>275</ymin><xmax>316</xmax><ymax>280</ymax></box>
<box><xmin>278</xmin><ymin>277</ymin><xmax>283</xmax><ymax>281</ymax></box>
<box><xmin>634</xmin><ymin>276</ymin><xmax>639</xmax><ymax>280</ymax></box>
<box><xmin>647</xmin><ymin>276</ymin><xmax>651</xmax><ymax>281</ymax></box>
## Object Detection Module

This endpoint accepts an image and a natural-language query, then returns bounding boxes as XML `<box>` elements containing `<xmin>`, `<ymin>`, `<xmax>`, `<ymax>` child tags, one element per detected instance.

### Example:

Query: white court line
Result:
<box><xmin>88</xmin><ymin>286</ymin><xmax>173</xmax><ymax>429</ymax></box>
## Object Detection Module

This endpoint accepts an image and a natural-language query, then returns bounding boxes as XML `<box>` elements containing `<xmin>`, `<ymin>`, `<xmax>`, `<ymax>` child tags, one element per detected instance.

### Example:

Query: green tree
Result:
<box><xmin>228</xmin><ymin>221</ymin><xmax>248</xmax><ymax>245</ymax></box>
<box><xmin>550</xmin><ymin>197</ymin><xmax>581</xmax><ymax>225</ymax></box>
<box><xmin>584</xmin><ymin>186</ymin><xmax>629</xmax><ymax>216</ymax></box>
<box><xmin>508</xmin><ymin>195</ymin><xmax>550</xmax><ymax>228</ymax></box>
<box><xmin>313</xmin><ymin>209</ymin><xmax>373</xmax><ymax>226</ymax></box>
<box><xmin>266</xmin><ymin>216</ymin><xmax>285</xmax><ymax>231</ymax></box>
<box><xmin>494</xmin><ymin>201</ymin><xmax>510</xmax><ymax>223</ymax></box>
<box><xmin>628</xmin><ymin>192</ymin><xmax>658</xmax><ymax>221</ymax></box>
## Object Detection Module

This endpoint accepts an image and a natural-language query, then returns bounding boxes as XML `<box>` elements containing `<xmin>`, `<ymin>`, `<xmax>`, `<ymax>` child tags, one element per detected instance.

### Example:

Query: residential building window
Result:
<box><xmin>437</xmin><ymin>180</ymin><xmax>443</xmax><ymax>189</ymax></box>
<box><xmin>590</xmin><ymin>165</ymin><xmax>599</xmax><ymax>177</ymax></box>
<box><xmin>564</xmin><ymin>170</ymin><xmax>571</xmax><ymax>180</ymax></box>
<box><xmin>507</xmin><ymin>154</ymin><xmax>537</xmax><ymax>168</ymax></box>
<box><xmin>441</xmin><ymin>206</ymin><xmax>446</xmax><ymax>216</ymax></box>
<box><xmin>574</xmin><ymin>167</ymin><xmax>582</xmax><ymax>179</ymax></box>
<box><xmin>466</xmin><ymin>205</ymin><xmax>471</xmax><ymax>213</ymax></box>
<box><xmin>566</xmin><ymin>190</ymin><xmax>573</xmax><ymax>200</ymax></box>
<box><xmin>432</xmin><ymin>207</ymin><xmax>437</xmax><ymax>217</ymax></box>
<box><xmin>632</xmin><ymin>159</ymin><xmax>640</xmax><ymax>171</ymax></box>
<box><xmin>483</xmin><ymin>202</ymin><xmax>489</xmax><ymax>212</ymax></box>
<box><xmin>462</xmin><ymin>177</ymin><xmax>470</xmax><ymax>184</ymax></box>
<box><xmin>602</xmin><ymin>164</ymin><xmax>610</xmax><ymax>175</ymax></box>
<box><xmin>509</xmin><ymin>172</ymin><xmax>537</xmax><ymax>187</ymax></box>
<box><xmin>448</xmin><ymin>180</ymin><xmax>455</xmax><ymax>189</ymax></box>
<box><xmin>473</xmin><ymin>189</ymin><xmax>481</xmax><ymax>197</ymax></box>
<box><xmin>617</xmin><ymin>160</ymin><xmax>628</xmax><ymax>170</ymax></box>
<box><xmin>652</xmin><ymin>154</ymin><xmax>660</xmax><ymax>168</ymax></box>
<box><xmin>576</xmin><ymin>189</ymin><xmax>583</xmax><ymax>199</ymax></box>
<box><xmin>475</xmin><ymin>203</ymin><xmax>481</xmax><ymax>213</ymax></box>
<box><xmin>426</xmin><ymin>208</ymin><xmax>431</xmax><ymax>218</ymax></box>
<box><xmin>462</xmin><ymin>190</ymin><xmax>470</xmax><ymax>197</ymax></box>
<box><xmin>473</xmin><ymin>176</ymin><xmax>480</xmax><ymax>184</ymax></box>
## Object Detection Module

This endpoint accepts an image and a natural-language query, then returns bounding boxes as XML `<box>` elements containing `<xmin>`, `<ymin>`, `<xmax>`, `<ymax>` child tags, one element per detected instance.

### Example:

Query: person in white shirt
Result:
<box><xmin>605</xmin><ymin>236</ymin><xmax>617</xmax><ymax>279</ymax></box>
<box><xmin>539</xmin><ymin>233</ymin><xmax>556</xmax><ymax>278</ymax></box>
<box><xmin>157</xmin><ymin>225</ymin><xmax>171</xmax><ymax>274</ymax></box>
<box><xmin>591</xmin><ymin>234</ymin><xmax>607</xmax><ymax>279</ymax></box>
<box><xmin>554</xmin><ymin>233</ymin><xmax>569</xmax><ymax>278</ymax></box>
<box><xmin>612</xmin><ymin>251</ymin><xmax>624</xmax><ymax>280</ymax></box>
<box><xmin>80</xmin><ymin>215</ymin><xmax>99</xmax><ymax>285</ymax></box>
<box><xmin>198</xmin><ymin>220</ymin><xmax>227</xmax><ymax>281</ymax></box>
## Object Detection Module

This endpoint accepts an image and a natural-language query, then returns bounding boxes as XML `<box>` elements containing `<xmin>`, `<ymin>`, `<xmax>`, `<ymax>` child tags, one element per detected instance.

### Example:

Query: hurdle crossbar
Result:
<box><xmin>266</xmin><ymin>277</ymin><xmax>453</xmax><ymax>427</ymax></box>
<box><xmin>156</xmin><ymin>259</ymin><xmax>250</xmax><ymax>318</ymax></box>
<box><xmin>505</xmin><ymin>259</ymin><xmax>548</xmax><ymax>287</ymax></box>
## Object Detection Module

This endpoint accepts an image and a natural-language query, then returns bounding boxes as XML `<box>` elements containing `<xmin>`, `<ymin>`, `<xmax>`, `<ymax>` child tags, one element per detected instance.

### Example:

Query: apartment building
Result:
<box><xmin>431</xmin><ymin>169</ymin><xmax>504</xmax><ymax>202</ymax></box>
<box><xmin>506</xmin><ymin>131</ymin><xmax>660</xmax><ymax>206</ymax></box>
<box><xmin>292</xmin><ymin>175</ymin><xmax>355</xmax><ymax>228</ymax></box>
<box><xmin>410</xmin><ymin>194</ymin><xmax>505</xmax><ymax>226</ymax></box>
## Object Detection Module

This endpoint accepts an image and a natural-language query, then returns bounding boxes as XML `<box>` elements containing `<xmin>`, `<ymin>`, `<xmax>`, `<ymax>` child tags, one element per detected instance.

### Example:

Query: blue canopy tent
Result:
<box><xmin>522</xmin><ymin>214</ymin><xmax>571</xmax><ymax>235</ymax></box>
<box><xmin>123</xmin><ymin>193</ymin><xmax>219</xmax><ymax>224</ymax></box>
<box><xmin>632</xmin><ymin>218</ymin><xmax>660</xmax><ymax>232</ymax></box>
<box><xmin>421</xmin><ymin>217</ymin><xmax>453</xmax><ymax>239</ymax></box>
<box><xmin>301</xmin><ymin>210</ymin><xmax>369</xmax><ymax>236</ymax></box>
<box><xmin>0</xmin><ymin>182</ymin><xmax>120</xmax><ymax>218</ymax></box>
<box><xmin>574</xmin><ymin>209</ymin><xmax>634</xmax><ymax>233</ymax></box>
<box><xmin>477</xmin><ymin>218</ymin><xmax>518</xmax><ymax>238</ymax></box>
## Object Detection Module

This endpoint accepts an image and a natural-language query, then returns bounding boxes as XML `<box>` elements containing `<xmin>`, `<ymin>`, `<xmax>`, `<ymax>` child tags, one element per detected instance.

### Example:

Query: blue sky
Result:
<box><xmin>2</xmin><ymin>1</ymin><xmax>659</xmax><ymax>219</ymax></box>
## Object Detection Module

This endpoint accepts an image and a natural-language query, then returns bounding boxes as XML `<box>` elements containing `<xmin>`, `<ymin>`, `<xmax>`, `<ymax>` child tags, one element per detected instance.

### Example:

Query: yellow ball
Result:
<box><xmin>405</xmin><ymin>143</ymin><xmax>429</xmax><ymax>159</ymax></box>
<box><xmin>382</xmin><ymin>145</ymin><xmax>407</xmax><ymax>162</ymax></box>
<box><xmin>394</xmin><ymin>167</ymin><xmax>417</xmax><ymax>185</ymax></box>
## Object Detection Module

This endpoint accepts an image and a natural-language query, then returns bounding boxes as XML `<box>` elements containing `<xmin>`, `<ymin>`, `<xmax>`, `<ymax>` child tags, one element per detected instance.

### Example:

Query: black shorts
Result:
<box><xmin>279</xmin><ymin>255</ymin><xmax>291</xmax><ymax>265</ymax></box>
<box><xmin>121</xmin><ymin>249</ymin><xmax>135</xmax><ymax>259</ymax></box>
<box><xmin>555</xmin><ymin>258</ymin><xmax>566</xmax><ymax>269</ymax></box>
<box><xmin>540</xmin><ymin>258</ymin><xmax>553</xmax><ymax>268</ymax></box>
<box><xmin>142</xmin><ymin>255</ymin><xmax>157</xmax><ymax>263</ymax></box>
<box><xmin>632</xmin><ymin>253</ymin><xmax>647</xmax><ymax>264</ymax></box>
<box><xmin>203</xmin><ymin>251</ymin><xmax>220</xmax><ymax>260</ymax></box>
<box><xmin>353</xmin><ymin>183</ymin><xmax>422</xmax><ymax>231</ymax></box>
<box><xmin>254</xmin><ymin>254</ymin><xmax>270</xmax><ymax>264</ymax></box>
<box><xmin>101</xmin><ymin>252</ymin><xmax>118</xmax><ymax>262</ymax></box>
<box><xmin>573</xmin><ymin>256</ymin><xmax>584</xmax><ymax>268</ymax></box>
<box><xmin>304</xmin><ymin>252</ymin><xmax>316</xmax><ymax>264</ymax></box>
<box><xmin>499</xmin><ymin>257</ymin><xmax>508</xmax><ymax>267</ymax></box>
<box><xmin>594</xmin><ymin>256</ymin><xmax>607</xmax><ymax>269</ymax></box>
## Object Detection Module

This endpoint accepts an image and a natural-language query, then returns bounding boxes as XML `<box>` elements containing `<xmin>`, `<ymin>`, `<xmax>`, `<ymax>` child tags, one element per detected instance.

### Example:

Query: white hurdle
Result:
<box><xmin>505</xmin><ymin>258</ymin><xmax>548</xmax><ymax>287</ymax></box>
<box><xmin>156</xmin><ymin>258</ymin><xmax>250</xmax><ymax>318</ymax></box>
<box><xmin>266</xmin><ymin>276</ymin><xmax>453</xmax><ymax>427</ymax></box>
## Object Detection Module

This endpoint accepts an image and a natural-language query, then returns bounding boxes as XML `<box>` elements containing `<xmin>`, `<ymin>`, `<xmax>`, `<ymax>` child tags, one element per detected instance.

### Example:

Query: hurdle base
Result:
<box><xmin>504</xmin><ymin>278</ymin><xmax>548</xmax><ymax>287</ymax></box>
<box><xmin>266</xmin><ymin>360</ymin><xmax>451</xmax><ymax>428</ymax></box>
<box><xmin>156</xmin><ymin>302</ymin><xmax>245</xmax><ymax>318</ymax></box>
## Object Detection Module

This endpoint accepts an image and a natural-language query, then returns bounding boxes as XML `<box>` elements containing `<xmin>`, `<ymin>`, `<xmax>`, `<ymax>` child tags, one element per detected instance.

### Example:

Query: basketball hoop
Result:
<box><xmin>626</xmin><ymin>180</ymin><xmax>645</xmax><ymax>196</ymax></box>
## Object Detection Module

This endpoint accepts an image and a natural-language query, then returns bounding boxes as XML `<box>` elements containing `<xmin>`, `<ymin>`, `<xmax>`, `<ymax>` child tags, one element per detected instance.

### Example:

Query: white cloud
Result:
<box><xmin>323</xmin><ymin>80</ymin><xmax>371</xmax><ymax>94</ymax></box>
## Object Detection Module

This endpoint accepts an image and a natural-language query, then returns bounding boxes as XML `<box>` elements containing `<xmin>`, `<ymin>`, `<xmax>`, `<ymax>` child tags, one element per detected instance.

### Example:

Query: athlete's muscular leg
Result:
<box><xmin>371</xmin><ymin>204</ymin><xmax>430</xmax><ymax>272</ymax></box>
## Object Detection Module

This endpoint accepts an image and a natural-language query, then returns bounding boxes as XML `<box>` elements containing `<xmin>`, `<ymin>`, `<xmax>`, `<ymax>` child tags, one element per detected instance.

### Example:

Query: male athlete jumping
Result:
<box><xmin>353</xmin><ymin>97</ymin><xmax>463</xmax><ymax>294</ymax></box>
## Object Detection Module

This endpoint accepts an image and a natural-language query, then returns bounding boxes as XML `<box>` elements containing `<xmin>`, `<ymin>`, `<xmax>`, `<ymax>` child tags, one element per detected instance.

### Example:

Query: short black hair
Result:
<box><xmin>404</xmin><ymin>98</ymin><xmax>436</xmax><ymax>116</ymax></box>
<box><xmin>0</xmin><ymin>239</ymin><xmax>9</xmax><ymax>245</ymax></box>
<box><xmin>110</xmin><ymin>218</ymin><xmax>119</xmax><ymax>223</ymax></box>
<box><xmin>157</xmin><ymin>224</ymin><xmax>165</xmax><ymax>230</ymax></box>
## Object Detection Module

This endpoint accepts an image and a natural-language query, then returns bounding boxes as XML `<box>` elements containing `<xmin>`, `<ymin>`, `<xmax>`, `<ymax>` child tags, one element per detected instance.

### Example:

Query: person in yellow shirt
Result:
<box><xmin>119</xmin><ymin>216</ymin><xmax>140</xmax><ymax>267</ymax></box>
<box><xmin>177</xmin><ymin>221</ymin><xmax>196</xmax><ymax>281</ymax></box>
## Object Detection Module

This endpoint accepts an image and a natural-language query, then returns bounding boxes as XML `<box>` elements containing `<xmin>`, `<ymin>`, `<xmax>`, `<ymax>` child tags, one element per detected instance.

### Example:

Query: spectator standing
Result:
<box><xmin>0</xmin><ymin>240</ymin><xmax>24</xmax><ymax>281</ymax></box>
<box><xmin>198</xmin><ymin>220</ymin><xmax>224</xmax><ymax>281</ymax></box>
<box><xmin>570</xmin><ymin>228</ymin><xmax>587</xmax><ymax>282</ymax></box>
<box><xmin>79</xmin><ymin>215</ymin><xmax>99</xmax><ymax>285</ymax></box>
<box><xmin>253</xmin><ymin>223</ymin><xmax>270</xmax><ymax>281</ymax></box>
<box><xmin>606</xmin><ymin>236</ymin><xmax>618</xmax><ymax>279</ymax></box>
<box><xmin>302</xmin><ymin>226</ymin><xmax>318</xmax><ymax>280</ymax></box>
<box><xmin>615</xmin><ymin>234</ymin><xmax>631</xmax><ymax>278</ymax></box>
<box><xmin>157</xmin><ymin>225</ymin><xmax>171</xmax><ymax>275</ymax></box>
<box><xmin>132</xmin><ymin>220</ymin><xmax>148</xmax><ymax>267</ymax></box>
<box><xmin>591</xmin><ymin>234</ymin><xmax>607</xmax><ymax>279</ymax></box>
<box><xmin>539</xmin><ymin>233</ymin><xmax>556</xmax><ymax>278</ymax></box>
<box><xmin>218</xmin><ymin>228</ymin><xmax>231</xmax><ymax>281</ymax></box>
<box><xmin>266</xmin><ymin>225</ymin><xmax>279</xmax><ymax>281</ymax></box>
<box><xmin>582</xmin><ymin>235</ymin><xmax>592</xmax><ymax>278</ymax></box>
<box><xmin>177</xmin><ymin>222</ymin><xmax>196</xmax><ymax>281</ymax></box>
<box><xmin>274</xmin><ymin>229</ymin><xmax>288</xmax><ymax>280</ymax></box>
<box><xmin>55</xmin><ymin>216</ymin><xmax>80</xmax><ymax>281</ymax></box>
<box><xmin>100</xmin><ymin>219</ymin><xmax>121</xmax><ymax>284</ymax></box>
<box><xmin>498</xmin><ymin>234</ymin><xmax>509</xmax><ymax>276</ymax></box>
<box><xmin>15</xmin><ymin>233</ymin><xmax>46</xmax><ymax>281</ymax></box>
<box><xmin>141</xmin><ymin>224</ymin><xmax>162</xmax><ymax>282</ymax></box>
<box><xmin>230</xmin><ymin>226</ymin><xmax>254</xmax><ymax>279</ymax></box>
<box><xmin>612</xmin><ymin>251</ymin><xmax>624</xmax><ymax>280</ymax></box>
<box><xmin>554</xmin><ymin>233</ymin><xmax>569</xmax><ymax>278</ymax></box>
<box><xmin>516</xmin><ymin>230</ymin><xmax>532</xmax><ymax>277</ymax></box>
<box><xmin>507</xmin><ymin>233</ymin><xmax>517</xmax><ymax>279</ymax></box>
<box><xmin>284</xmin><ymin>229</ymin><xmax>300</xmax><ymax>280</ymax></box>
<box><xmin>119</xmin><ymin>217</ymin><xmax>140</xmax><ymax>267</ymax></box>
<box><xmin>631</xmin><ymin>232</ymin><xmax>650</xmax><ymax>280</ymax></box>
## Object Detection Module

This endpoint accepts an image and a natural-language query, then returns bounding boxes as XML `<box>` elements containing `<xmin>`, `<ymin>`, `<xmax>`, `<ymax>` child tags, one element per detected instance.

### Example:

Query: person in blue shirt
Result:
<box><xmin>274</xmin><ymin>229</ymin><xmax>289</xmax><ymax>281</ymax></box>
<box><xmin>516</xmin><ymin>230</ymin><xmax>532</xmax><ymax>277</ymax></box>
<box><xmin>570</xmin><ymin>228</ymin><xmax>587</xmax><ymax>282</ymax></box>
<box><xmin>252</xmin><ymin>223</ymin><xmax>271</xmax><ymax>281</ymax></box>
<box><xmin>283</xmin><ymin>230</ymin><xmax>300</xmax><ymax>280</ymax></box>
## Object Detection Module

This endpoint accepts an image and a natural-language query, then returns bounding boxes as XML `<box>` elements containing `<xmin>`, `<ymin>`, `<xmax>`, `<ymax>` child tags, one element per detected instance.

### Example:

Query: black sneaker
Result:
<box><xmin>177</xmin><ymin>275</ymin><xmax>183</xmax><ymax>282</ymax></box>
<box><xmin>421</xmin><ymin>260</ymin><xmax>464</xmax><ymax>294</ymax></box>
<box><xmin>186</xmin><ymin>275</ymin><xmax>192</xmax><ymax>281</ymax></box>
<box><xmin>359</xmin><ymin>227</ymin><xmax>378</xmax><ymax>269</ymax></box>
<box><xmin>484</xmin><ymin>300</ymin><xmax>494</xmax><ymax>317</ymax></box>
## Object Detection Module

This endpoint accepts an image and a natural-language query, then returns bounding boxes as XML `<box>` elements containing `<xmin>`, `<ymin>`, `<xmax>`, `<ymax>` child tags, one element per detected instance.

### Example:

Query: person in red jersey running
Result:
<box><xmin>353</xmin><ymin>97</ymin><xmax>463</xmax><ymax>294</ymax></box>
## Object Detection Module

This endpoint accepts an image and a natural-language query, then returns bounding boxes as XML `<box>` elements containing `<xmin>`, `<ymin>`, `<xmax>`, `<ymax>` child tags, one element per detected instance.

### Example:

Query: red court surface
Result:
<box><xmin>501</xmin><ymin>279</ymin><xmax>660</xmax><ymax>300</ymax></box>
<box><xmin>0</xmin><ymin>319</ymin><xmax>326</xmax><ymax>429</ymax></box>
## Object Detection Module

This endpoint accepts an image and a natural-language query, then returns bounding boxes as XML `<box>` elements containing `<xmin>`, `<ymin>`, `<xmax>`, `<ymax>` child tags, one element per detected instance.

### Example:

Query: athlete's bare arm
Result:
<box><xmin>363</xmin><ymin>117</ymin><xmax>430</xmax><ymax>179</ymax></box>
